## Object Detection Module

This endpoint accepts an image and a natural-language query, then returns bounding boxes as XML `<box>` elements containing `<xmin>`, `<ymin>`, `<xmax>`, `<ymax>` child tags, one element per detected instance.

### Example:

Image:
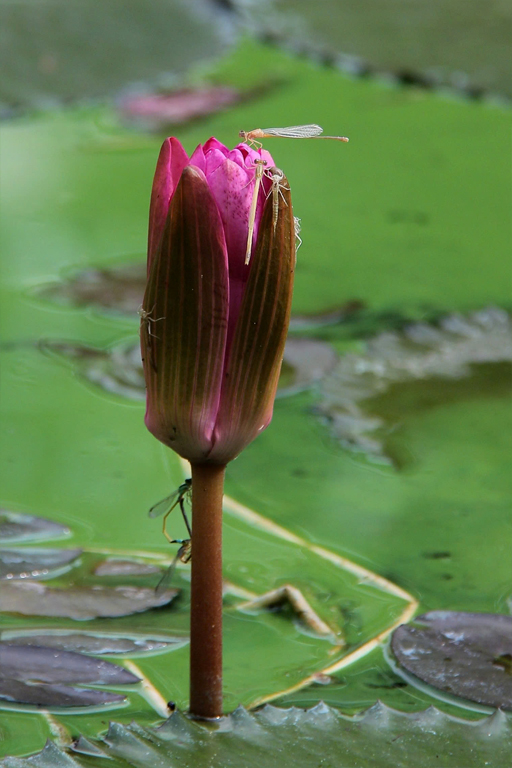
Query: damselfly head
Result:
<box><xmin>148</xmin><ymin>478</ymin><xmax>192</xmax><ymax>518</ymax></box>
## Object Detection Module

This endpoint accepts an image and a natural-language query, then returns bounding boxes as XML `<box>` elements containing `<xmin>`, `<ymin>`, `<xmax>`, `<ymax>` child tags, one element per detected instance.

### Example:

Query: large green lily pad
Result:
<box><xmin>2</xmin><ymin>704</ymin><xmax>511</xmax><ymax>768</ymax></box>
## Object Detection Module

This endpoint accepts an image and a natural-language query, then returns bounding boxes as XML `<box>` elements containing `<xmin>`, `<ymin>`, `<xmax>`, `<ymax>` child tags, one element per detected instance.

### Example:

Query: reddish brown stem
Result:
<box><xmin>189</xmin><ymin>462</ymin><xmax>225</xmax><ymax>718</ymax></box>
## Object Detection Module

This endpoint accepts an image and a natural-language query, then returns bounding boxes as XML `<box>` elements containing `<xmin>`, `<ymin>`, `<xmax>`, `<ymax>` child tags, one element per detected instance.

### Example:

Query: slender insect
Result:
<box><xmin>149</xmin><ymin>479</ymin><xmax>192</xmax><ymax>594</ymax></box>
<box><xmin>265</xmin><ymin>166</ymin><xmax>289</xmax><ymax>232</ymax></box>
<box><xmin>139</xmin><ymin>304</ymin><xmax>165</xmax><ymax>372</ymax></box>
<box><xmin>148</xmin><ymin>478</ymin><xmax>192</xmax><ymax>544</ymax></box>
<box><xmin>239</xmin><ymin>124</ymin><xmax>349</xmax><ymax>149</ymax></box>
<box><xmin>138</xmin><ymin>304</ymin><xmax>165</xmax><ymax>340</ymax></box>
<box><xmin>245</xmin><ymin>159</ymin><xmax>267</xmax><ymax>265</ymax></box>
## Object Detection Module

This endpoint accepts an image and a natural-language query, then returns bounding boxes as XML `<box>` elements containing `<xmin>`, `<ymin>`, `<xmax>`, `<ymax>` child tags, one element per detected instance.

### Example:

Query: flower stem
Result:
<box><xmin>189</xmin><ymin>462</ymin><xmax>226</xmax><ymax>718</ymax></box>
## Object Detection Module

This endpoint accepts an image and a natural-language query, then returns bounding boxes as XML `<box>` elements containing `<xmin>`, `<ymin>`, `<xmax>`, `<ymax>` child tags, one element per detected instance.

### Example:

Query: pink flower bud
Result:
<box><xmin>141</xmin><ymin>137</ymin><xmax>295</xmax><ymax>465</ymax></box>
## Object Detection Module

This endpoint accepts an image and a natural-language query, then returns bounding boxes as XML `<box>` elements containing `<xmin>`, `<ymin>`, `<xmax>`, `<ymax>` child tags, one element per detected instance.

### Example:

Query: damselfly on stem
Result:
<box><xmin>148</xmin><ymin>478</ymin><xmax>192</xmax><ymax>543</ymax></box>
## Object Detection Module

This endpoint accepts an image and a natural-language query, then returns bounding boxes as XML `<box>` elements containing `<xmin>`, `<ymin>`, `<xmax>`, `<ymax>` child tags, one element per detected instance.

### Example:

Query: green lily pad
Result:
<box><xmin>2</xmin><ymin>704</ymin><xmax>511</xmax><ymax>767</ymax></box>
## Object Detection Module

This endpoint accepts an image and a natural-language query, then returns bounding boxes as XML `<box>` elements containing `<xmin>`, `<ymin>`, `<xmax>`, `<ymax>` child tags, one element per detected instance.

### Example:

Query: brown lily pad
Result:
<box><xmin>0</xmin><ymin>678</ymin><xmax>126</xmax><ymax>708</ymax></box>
<box><xmin>36</xmin><ymin>262</ymin><xmax>145</xmax><ymax>313</ymax></box>
<box><xmin>0</xmin><ymin>581</ymin><xmax>178</xmax><ymax>619</ymax></box>
<box><xmin>391</xmin><ymin>611</ymin><xmax>512</xmax><ymax>710</ymax></box>
<box><xmin>0</xmin><ymin>643</ymin><xmax>139</xmax><ymax>685</ymax></box>
<box><xmin>0</xmin><ymin>631</ymin><xmax>180</xmax><ymax>656</ymax></box>
<box><xmin>0</xmin><ymin>547</ymin><xmax>82</xmax><ymax>580</ymax></box>
<box><xmin>0</xmin><ymin>510</ymin><xmax>70</xmax><ymax>544</ymax></box>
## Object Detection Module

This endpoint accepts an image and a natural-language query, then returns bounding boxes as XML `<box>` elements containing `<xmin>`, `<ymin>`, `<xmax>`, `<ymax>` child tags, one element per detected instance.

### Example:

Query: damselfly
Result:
<box><xmin>138</xmin><ymin>304</ymin><xmax>165</xmax><ymax>340</ymax></box>
<box><xmin>155</xmin><ymin>538</ymin><xmax>192</xmax><ymax>595</ymax></box>
<box><xmin>139</xmin><ymin>304</ymin><xmax>165</xmax><ymax>372</ymax></box>
<box><xmin>149</xmin><ymin>479</ymin><xmax>192</xmax><ymax>594</ymax></box>
<box><xmin>265</xmin><ymin>166</ymin><xmax>289</xmax><ymax>232</ymax></box>
<box><xmin>245</xmin><ymin>159</ymin><xmax>267</xmax><ymax>265</ymax></box>
<box><xmin>239</xmin><ymin>124</ymin><xmax>349</xmax><ymax>149</ymax></box>
<box><xmin>148</xmin><ymin>478</ymin><xmax>192</xmax><ymax>544</ymax></box>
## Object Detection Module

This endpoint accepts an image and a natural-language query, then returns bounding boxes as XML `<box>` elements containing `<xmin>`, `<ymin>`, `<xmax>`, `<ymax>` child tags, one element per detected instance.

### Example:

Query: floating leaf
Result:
<box><xmin>2</xmin><ymin>703</ymin><xmax>511</xmax><ymax>767</ymax></box>
<box><xmin>0</xmin><ymin>581</ymin><xmax>178</xmax><ymax>619</ymax></box>
<box><xmin>0</xmin><ymin>643</ymin><xmax>139</xmax><ymax>685</ymax></box>
<box><xmin>278</xmin><ymin>338</ymin><xmax>338</xmax><ymax>396</ymax></box>
<box><xmin>0</xmin><ymin>511</ymin><xmax>69</xmax><ymax>544</ymax></box>
<box><xmin>288</xmin><ymin>300</ymin><xmax>366</xmax><ymax>331</ymax></box>
<box><xmin>37</xmin><ymin>263</ymin><xmax>145</xmax><ymax>313</ymax></box>
<box><xmin>391</xmin><ymin>611</ymin><xmax>512</xmax><ymax>710</ymax></box>
<box><xmin>0</xmin><ymin>678</ymin><xmax>126</xmax><ymax>708</ymax></box>
<box><xmin>0</xmin><ymin>548</ymin><xmax>82</xmax><ymax>580</ymax></box>
<box><xmin>1</xmin><ymin>631</ymin><xmax>182</xmax><ymax>656</ymax></box>
<box><xmin>0</xmin><ymin>642</ymin><xmax>138</xmax><ymax>708</ymax></box>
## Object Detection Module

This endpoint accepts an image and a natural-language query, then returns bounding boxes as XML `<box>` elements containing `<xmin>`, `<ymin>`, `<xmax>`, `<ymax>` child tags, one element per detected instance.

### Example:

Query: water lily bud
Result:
<box><xmin>141</xmin><ymin>138</ymin><xmax>295</xmax><ymax>465</ymax></box>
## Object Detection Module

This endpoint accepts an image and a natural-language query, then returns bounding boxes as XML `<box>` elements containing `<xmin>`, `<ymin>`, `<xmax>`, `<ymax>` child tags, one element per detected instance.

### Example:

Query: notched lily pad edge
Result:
<box><xmin>2</xmin><ymin>700</ymin><xmax>511</xmax><ymax>767</ymax></box>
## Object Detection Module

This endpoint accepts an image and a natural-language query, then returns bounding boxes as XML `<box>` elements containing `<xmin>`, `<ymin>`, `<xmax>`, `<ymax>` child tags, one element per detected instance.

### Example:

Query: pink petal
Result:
<box><xmin>147</xmin><ymin>138</ymin><xmax>189</xmax><ymax>274</ymax></box>
<box><xmin>142</xmin><ymin>167</ymin><xmax>230</xmax><ymax>462</ymax></box>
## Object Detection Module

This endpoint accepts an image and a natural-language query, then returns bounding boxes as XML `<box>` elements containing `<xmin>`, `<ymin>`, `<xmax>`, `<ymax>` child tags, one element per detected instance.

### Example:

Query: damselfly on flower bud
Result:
<box><xmin>141</xmin><ymin>137</ymin><xmax>295</xmax><ymax>465</ymax></box>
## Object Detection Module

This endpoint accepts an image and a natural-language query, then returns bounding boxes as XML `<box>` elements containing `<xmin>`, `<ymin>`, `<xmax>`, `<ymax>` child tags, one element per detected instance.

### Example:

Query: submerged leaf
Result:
<box><xmin>0</xmin><ymin>581</ymin><xmax>178</xmax><ymax>619</ymax></box>
<box><xmin>0</xmin><ymin>510</ymin><xmax>69</xmax><ymax>544</ymax></box>
<box><xmin>0</xmin><ymin>548</ymin><xmax>82</xmax><ymax>580</ymax></box>
<box><xmin>0</xmin><ymin>643</ymin><xmax>139</xmax><ymax>685</ymax></box>
<box><xmin>391</xmin><ymin>612</ymin><xmax>512</xmax><ymax>710</ymax></box>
